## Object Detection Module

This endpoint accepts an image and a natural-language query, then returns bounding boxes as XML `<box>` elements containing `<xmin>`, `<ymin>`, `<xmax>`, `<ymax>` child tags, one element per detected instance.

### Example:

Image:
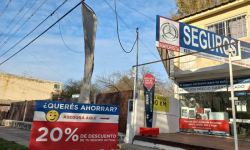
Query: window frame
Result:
<box><xmin>54</xmin><ymin>84</ymin><xmax>61</xmax><ymax>91</ymax></box>
<box><xmin>205</xmin><ymin>13</ymin><xmax>249</xmax><ymax>39</ymax></box>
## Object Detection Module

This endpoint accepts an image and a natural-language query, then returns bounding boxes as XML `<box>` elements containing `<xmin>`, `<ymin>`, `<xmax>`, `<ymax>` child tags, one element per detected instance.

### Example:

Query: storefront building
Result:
<box><xmin>179</xmin><ymin>77</ymin><xmax>250</xmax><ymax>137</ymax></box>
<box><xmin>162</xmin><ymin>0</ymin><xmax>250</xmax><ymax>138</ymax></box>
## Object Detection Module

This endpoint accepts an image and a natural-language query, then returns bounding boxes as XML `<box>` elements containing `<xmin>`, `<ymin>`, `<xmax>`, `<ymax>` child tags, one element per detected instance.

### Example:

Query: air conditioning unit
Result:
<box><xmin>204</xmin><ymin>108</ymin><xmax>211</xmax><ymax>119</ymax></box>
<box><xmin>209</xmin><ymin>112</ymin><xmax>229</xmax><ymax>120</ymax></box>
<box><xmin>188</xmin><ymin>108</ymin><xmax>196</xmax><ymax>119</ymax></box>
<box><xmin>200</xmin><ymin>114</ymin><xmax>208</xmax><ymax>120</ymax></box>
<box><xmin>181</xmin><ymin>107</ymin><xmax>188</xmax><ymax>118</ymax></box>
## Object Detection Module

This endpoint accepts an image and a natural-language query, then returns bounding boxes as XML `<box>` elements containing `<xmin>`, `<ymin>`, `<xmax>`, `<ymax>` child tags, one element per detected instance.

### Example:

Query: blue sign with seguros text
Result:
<box><xmin>156</xmin><ymin>15</ymin><xmax>250</xmax><ymax>68</ymax></box>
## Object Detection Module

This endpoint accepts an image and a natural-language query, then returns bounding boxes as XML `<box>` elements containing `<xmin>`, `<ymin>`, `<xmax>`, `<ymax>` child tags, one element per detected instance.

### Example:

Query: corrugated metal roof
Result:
<box><xmin>176</xmin><ymin>0</ymin><xmax>236</xmax><ymax>21</ymax></box>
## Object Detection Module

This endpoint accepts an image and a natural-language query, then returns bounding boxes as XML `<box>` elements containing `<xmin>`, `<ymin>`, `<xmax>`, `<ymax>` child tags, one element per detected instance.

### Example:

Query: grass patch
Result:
<box><xmin>0</xmin><ymin>138</ymin><xmax>28</xmax><ymax>150</ymax></box>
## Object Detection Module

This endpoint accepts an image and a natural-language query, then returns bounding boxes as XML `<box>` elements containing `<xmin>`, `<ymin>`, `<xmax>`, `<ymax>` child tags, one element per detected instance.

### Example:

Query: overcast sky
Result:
<box><xmin>0</xmin><ymin>0</ymin><xmax>176</xmax><ymax>84</ymax></box>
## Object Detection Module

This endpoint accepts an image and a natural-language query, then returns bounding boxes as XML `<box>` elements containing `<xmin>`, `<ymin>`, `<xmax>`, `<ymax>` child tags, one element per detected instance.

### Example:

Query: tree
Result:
<box><xmin>95</xmin><ymin>66</ymin><xmax>174</xmax><ymax>97</ymax></box>
<box><xmin>52</xmin><ymin>78</ymin><xmax>102</xmax><ymax>99</ymax></box>
<box><xmin>171</xmin><ymin>0</ymin><xmax>229</xmax><ymax>20</ymax></box>
<box><xmin>53</xmin><ymin>66</ymin><xmax>174</xmax><ymax>99</ymax></box>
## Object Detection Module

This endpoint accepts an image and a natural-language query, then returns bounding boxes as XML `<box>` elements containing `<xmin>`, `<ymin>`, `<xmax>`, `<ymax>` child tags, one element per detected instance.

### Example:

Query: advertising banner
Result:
<box><xmin>141</xmin><ymin>92</ymin><xmax>169</xmax><ymax>113</ymax></box>
<box><xmin>180</xmin><ymin>118</ymin><xmax>229</xmax><ymax>132</ymax></box>
<box><xmin>156</xmin><ymin>15</ymin><xmax>250</xmax><ymax>68</ymax></box>
<box><xmin>143</xmin><ymin>74</ymin><xmax>156</xmax><ymax>128</ymax></box>
<box><xmin>143</xmin><ymin>85</ymin><xmax>155</xmax><ymax>128</ymax></box>
<box><xmin>29</xmin><ymin>101</ymin><xmax>119</xmax><ymax>150</ymax></box>
<box><xmin>179</xmin><ymin>76</ymin><xmax>250</xmax><ymax>93</ymax></box>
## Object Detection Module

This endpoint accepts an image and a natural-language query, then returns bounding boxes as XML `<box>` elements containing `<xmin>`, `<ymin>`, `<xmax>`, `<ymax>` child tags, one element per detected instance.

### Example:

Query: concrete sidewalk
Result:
<box><xmin>0</xmin><ymin>126</ymin><xmax>31</xmax><ymax>147</ymax></box>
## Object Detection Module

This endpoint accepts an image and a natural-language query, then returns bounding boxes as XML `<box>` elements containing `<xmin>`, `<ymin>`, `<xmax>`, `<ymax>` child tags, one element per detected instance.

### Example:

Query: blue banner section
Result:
<box><xmin>236</xmin><ymin>92</ymin><xmax>246</xmax><ymax>96</ymax></box>
<box><xmin>240</xmin><ymin>41</ymin><xmax>250</xmax><ymax>60</ymax></box>
<box><xmin>180</xmin><ymin>77</ymin><xmax>250</xmax><ymax>88</ymax></box>
<box><xmin>179</xmin><ymin>22</ymin><xmax>239</xmax><ymax>58</ymax></box>
<box><xmin>180</xmin><ymin>79</ymin><xmax>227</xmax><ymax>88</ymax></box>
<box><xmin>156</xmin><ymin>15</ymin><xmax>241</xmax><ymax>58</ymax></box>
<box><xmin>144</xmin><ymin>84</ymin><xmax>155</xmax><ymax>128</ymax></box>
<box><xmin>35</xmin><ymin>101</ymin><xmax>119</xmax><ymax>115</ymax></box>
<box><xmin>156</xmin><ymin>16</ymin><xmax>160</xmax><ymax>42</ymax></box>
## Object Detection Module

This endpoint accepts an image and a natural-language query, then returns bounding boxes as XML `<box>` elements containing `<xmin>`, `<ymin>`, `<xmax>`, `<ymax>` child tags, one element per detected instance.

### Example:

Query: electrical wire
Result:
<box><xmin>0</xmin><ymin>0</ymin><xmax>48</xmax><ymax>51</ymax></box>
<box><xmin>104</xmin><ymin>0</ymin><xmax>160</xmax><ymax>59</ymax></box>
<box><xmin>0</xmin><ymin>1</ymin><xmax>82</xmax><ymax>66</ymax></box>
<box><xmin>117</xmin><ymin>0</ymin><xmax>155</xmax><ymax>21</ymax></box>
<box><xmin>0</xmin><ymin>0</ymin><xmax>30</xmax><ymax>39</ymax></box>
<box><xmin>56</xmin><ymin>12</ymin><xmax>84</xmax><ymax>53</ymax></box>
<box><xmin>9</xmin><ymin>38</ymin><xmax>66</xmax><ymax>79</ymax></box>
<box><xmin>132</xmin><ymin>42</ymin><xmax>237</xmax><ymax>68</ymax></box>
<box><xmin>0</xmin><ymin>0</ymin><xmax>67</xmax><ymax>58</ymax></box>
<box><xmin>0</xmin><ymin>0</ymin><xmax>12</xmax><ymax>19</ymax></box>
<box><xmin>0</xmin><ymin>0</ymin><xmax>39</xmax><ymax>43</ymax></box>
<box><xmin>114</xmin><ymin>0</ymin><xmax>136</xmax><ymax>53</ymax></box>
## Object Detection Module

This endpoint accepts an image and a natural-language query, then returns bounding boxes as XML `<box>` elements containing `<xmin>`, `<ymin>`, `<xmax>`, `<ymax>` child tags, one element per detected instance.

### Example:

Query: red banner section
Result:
<box><xmin>29</xmin><ymin>121</ymin><xmax>118</xmax><ymax>150</ymax></box>
<box><xmin>180</xmin><ymin>118</ymin><xmax>229</xmax><ymax>132</ymax></box>
<box><xmin>143</xmin><ymin>74</ymin><xmax>155</xmax><ymax>90</ymax></box>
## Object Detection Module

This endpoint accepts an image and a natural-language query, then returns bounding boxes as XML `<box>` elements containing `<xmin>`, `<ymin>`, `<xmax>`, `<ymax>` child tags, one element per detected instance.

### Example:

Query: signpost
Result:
<box><xmin>29</xmin><ymin>101</ymin><xmax>119</xmax><ymax>150</ymax></box>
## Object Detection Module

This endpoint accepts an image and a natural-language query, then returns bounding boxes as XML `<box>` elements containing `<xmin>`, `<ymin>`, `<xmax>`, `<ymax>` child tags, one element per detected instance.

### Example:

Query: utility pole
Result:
<box><xmin>131</xmin><ymin>28</ymin><xmax>139</xmax><ymax>143</ymax></box>
<box><xmin>135</xmin><ymin>28</ymin><xmax>139</xmax><ymax>99</ymax></box>
<box><xmin>229</xmin><ymin>48</ymin><xmax>238</xmax><ymax>150</ymax></box>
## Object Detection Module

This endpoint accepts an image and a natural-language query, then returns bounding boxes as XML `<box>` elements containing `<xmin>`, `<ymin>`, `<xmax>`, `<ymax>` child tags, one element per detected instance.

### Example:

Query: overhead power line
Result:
<box><xmin>104</xmin><ymin>0</ymin><xmax>160</xmax><ymax>60</ymax></box>
<box><xmin>132</xmin><ymin>42</ymin><xmax>237</xmax><ymax>68</ymax></box>
<box><xmin>9</xmin><ymin>38</ymin><xmax>66</xmax><ymax>79</ymax></box>
<box><xmin>0</xmin><ymin>0</ymin><xmax>30</xmax><ymax>39</ymax></box>
<box><xmin>0</xmin><ymin>0</ymin><xmax>48</xmax><ymax>51</ymax></box>
<box><xmin>0</xmin><ymin>0</ymin><xmax>12</xmax><ymax>19</ymax></box>
<box><xmin>117</xmin><ymin>0</ymin><xmax>155</xmax><ymax>21</ymax></box>
<box><xmin>114</xmin><ymin>0</ymin><xmax>136</xmax><ymax>53</ymax></box>
<box><xmin>0</xmin><ymin>1</ymin><xmax>82</xmax><ymax>66</ymax></box>
<box><xmin>0</xmin><ymin>0</ymin><xmax>68</xmax><ymax>58</ymax></box>
<box><xmin>0</xmin><ymin>0</ymin><xmax>39</xmax><ymax>43</ymax></box>
<box><xmin>56</xmin><ymin>12</ymin><xmax>84</xmax><ymax>53</ymax></box>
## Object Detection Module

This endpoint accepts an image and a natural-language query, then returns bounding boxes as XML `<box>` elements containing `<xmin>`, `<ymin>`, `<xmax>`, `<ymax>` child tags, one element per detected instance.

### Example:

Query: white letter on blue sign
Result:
<box><xmin>223</xmin><ymin>38</ymin><xmax>229</xmax><ymax>55</ymax></box>
<box><xmin>230</xmin><ymin>39</ymin><xmax>237</xmax><ymax>56</ymax></box>
<box><xmin>215</xmin><ymin>35</ymin><xmax>223</xmax><ymax>53</ymax></box>
<box><xmin>208</xmin><ymin>33</ymin><xmax>215</xmax><ymax>51</ymax></box>
<box><xmin>184</xmin><ymin>26</ymin><xmax>191</xmax><ymax>45</ymax></box>
<box><xmin>199</xmin><ymin>30</ymin><xmax>207</xmax><ymax>49</ymax></box>
<box><xmin>192</xmin><ymin>28</ymin><xmax>198</xmax><ymax>47</ymax></box>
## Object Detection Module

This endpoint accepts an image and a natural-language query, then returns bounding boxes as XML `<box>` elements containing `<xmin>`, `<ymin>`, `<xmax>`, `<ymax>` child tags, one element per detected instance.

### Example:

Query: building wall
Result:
<box><xmin>174</xmin><ymin>0</ymin><xmax>250</xmax><ymax>72</ymax></box>
<box><xmin>0</xmin><ymin>73</ymin><xmax>63</xmax><ymax>101</ymax></box>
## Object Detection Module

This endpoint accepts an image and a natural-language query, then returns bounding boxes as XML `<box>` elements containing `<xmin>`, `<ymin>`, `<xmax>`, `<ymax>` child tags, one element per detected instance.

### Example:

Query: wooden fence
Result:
<box><xmin>0</xmin><ymin>90</ymin><xmax>133</xmax><ymax>133</ymax></box>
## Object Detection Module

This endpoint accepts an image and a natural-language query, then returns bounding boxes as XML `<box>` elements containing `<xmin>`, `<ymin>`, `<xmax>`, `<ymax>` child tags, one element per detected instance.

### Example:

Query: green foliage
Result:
<box><xmin>0</xmin><ymin>138</ymin><xmax>28</xmax><ymax>150</ymax></box>
<box><xmin>52</xmin><ymin>79</ymin><xmax>102</xmax><ymax>99</ymax></box>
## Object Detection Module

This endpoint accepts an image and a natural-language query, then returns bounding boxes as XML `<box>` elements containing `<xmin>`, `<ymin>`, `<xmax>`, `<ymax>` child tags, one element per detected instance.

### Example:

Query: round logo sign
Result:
<box><xmin>143</xmin><ymin>74</ymin><xmax>155</xmax><ymax>90</ymax></box>
<box><xmin>161</xmin><ymin>22</ymin><xmax>178</xmax><ymax>42</ymax></box>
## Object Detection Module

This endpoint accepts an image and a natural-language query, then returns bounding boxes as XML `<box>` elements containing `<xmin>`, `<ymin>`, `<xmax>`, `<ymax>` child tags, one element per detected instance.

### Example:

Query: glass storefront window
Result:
<box><xmin>179</xmin><ymin>90</ymin><xmax>250</xmax><ymax>137</ymax></box>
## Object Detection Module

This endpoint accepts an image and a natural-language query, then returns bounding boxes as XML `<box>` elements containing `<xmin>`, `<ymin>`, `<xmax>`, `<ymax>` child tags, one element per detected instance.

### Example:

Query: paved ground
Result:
<box><xmin>135</xmin><ymin>132</ymin><xmax>250</xmax><ymax>150</ymax></box>
<box><xmin>0</xmin><ymin>126</ymin><xmax>31</xmax><ymax>147</ymax></box>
